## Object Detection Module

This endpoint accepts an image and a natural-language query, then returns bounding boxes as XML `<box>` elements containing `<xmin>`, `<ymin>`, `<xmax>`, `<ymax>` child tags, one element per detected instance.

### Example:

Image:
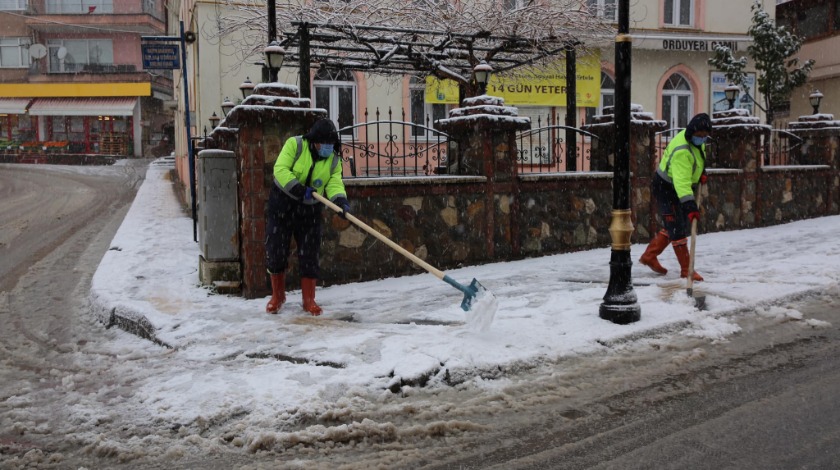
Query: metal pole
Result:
<box><xmin>599</xmin><ymin>0</ymin><xmax>640</xmax><ymax>323</ymax></box>
<box><xmin>565</xmin><ymin>43</ymin><xmax>577</xmax><ymax>172</ymax></box>
<box><xmin>180</xmin><ymin>20</ymin><xmax>197</xmax><ymax>242</ymax></box>
<box><xmin>268</xmin><ymin>0</ymin><xmax>278</xmax><ymax>82</ymax></box>
<box><xmin>299</xmin><ymin>23</ymin><xmax>311</xmax><ymax>99</ymax></box>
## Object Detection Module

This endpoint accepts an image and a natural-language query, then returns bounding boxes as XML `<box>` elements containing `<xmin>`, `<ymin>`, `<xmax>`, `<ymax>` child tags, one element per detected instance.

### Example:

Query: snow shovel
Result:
<box><xmin>311</xmin><ymin>192</ymin><xmax>498</xmax><ymax>329</ymax></box>
<box><xmin>687</xmin><ymin>190</ymin><xmax>707</xmax><ymax>310</ymax></box>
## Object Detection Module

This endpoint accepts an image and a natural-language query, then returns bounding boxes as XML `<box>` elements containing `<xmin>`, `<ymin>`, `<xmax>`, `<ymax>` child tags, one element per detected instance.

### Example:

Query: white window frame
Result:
<box><xmin>409</xmin><ymin>81</ymin><xmax>449</xmax><ymax>141</ymax></box>
<box><xmin>0</xmin><ymin>0</ymin><xmax>27</xmax><ymax>11</ymax></box>
<box><xmin>587</xmin><ymin>0</ymin><xmax>618</xmax><ymax>22</ymax></box>
<box><xmin>313</xmin><ymin>71</ymin><xmax>357</xmax><ymax>140</ymax></box>
<box><xmin>661</xmin><ymin>73</ymin><xmax>694</xmax><ymax>131</ymax></box>
<box><xmin>664</xmin><ymin>0</ymin><xmax>693</xmax><ymax>27</ymax></box>
<box><xmin>47</xmin><ymin>38</ymin><xmax>113</xmax><ymax>73</ymax></box>
<box><xmin>0</xmin><ymin>37</ymin><xmax>30</xmax><ymax>68</ymax></box>
<box><xmin>45</xmin><ymin>0</ymin><xmax>113</xmax><ymax>14</ymax></box>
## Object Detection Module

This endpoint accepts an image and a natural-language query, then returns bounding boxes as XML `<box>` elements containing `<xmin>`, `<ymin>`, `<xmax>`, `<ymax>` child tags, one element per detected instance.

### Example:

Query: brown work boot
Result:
<box><xmin>639</xmin><ymin>230</ymin><xmax>670</xmax><ymax>275</ymax></box>
<box><xmin>265</xmin><ymin>273</ymin><xmax>286</xmax><ymax>314</ymax></box>
<box><xmin>301</xmin><ymin>277</ymin><xmax>323</xmax><ymax>316</ymax></box>
<box><xmin>673</xmin><ymin>242</ymin><xmax>704</xmax><ymax>282</ymax></box>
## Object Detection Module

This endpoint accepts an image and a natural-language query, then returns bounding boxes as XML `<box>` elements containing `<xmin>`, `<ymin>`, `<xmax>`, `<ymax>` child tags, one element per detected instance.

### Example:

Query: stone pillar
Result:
<box><xmin>435</xmin><ymin>95</ymin><xmax>530</xmax><ymax>258</ymax></box>
<box><xmin>789</xmin><ymin>113</ymin><xmax>840</xmax><ymax>213</ymax></box>
<box><xmin>208</xmin><ymin>83</ymin><xmax>327</xmax><ymax>299</ymax></box>
<box><xmin>582</xmin><ymin>104</ymin><xmax>667</xmax><ymax>239</ymax></box>
<box><xmin>789</xmin><ymin>113</ymin><xmax>840</xmax><ymax>166</ymax></box>
<box><xmin>711</xmin><ymin>109</ymin><xmax>770</xmax><ymax>227</ymax></box>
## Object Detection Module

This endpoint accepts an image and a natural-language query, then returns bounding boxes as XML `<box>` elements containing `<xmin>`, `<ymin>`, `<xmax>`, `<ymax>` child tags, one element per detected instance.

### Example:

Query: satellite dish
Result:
<box><xmin>29</xmin><ymin>44</ymin><xmax>46</xmax><ymax>59</ymax></box>
<box><xmin>57</xmin><ymin>46</ymin><xmax>67</xmax><ymax>60</ymax></box>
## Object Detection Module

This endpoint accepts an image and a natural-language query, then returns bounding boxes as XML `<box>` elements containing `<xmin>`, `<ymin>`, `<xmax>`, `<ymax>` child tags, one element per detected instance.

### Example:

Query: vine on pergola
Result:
<box><xmin>213</xmin><ymin>0</ymin><xmax>614</xmax><ymax>94</ymax></box>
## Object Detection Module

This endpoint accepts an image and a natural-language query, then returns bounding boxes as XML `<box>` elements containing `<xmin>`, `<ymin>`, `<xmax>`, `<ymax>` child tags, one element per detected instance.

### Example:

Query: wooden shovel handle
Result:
<box><xmin>687</xmin><ymin>189</ymin><xmax>703</xmax><ymax>291</ymax></box>
<box><xmin>310</xmin><ymin>191</ymin><xmax>446</xmax><ymax>280</ymax></box>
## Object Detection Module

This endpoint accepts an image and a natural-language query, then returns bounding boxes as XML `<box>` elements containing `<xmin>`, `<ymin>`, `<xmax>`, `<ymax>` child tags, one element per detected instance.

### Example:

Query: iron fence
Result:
<box><xmin>515</xmin><ymin>113</ymin><xmax>598</xmax><ymax>173</ymax></box>
<box><xmin>338</xmin><ymin>107</ymin><xmax>449</xmax><ymax>178</ymax></box>
<box><xmin>762</xmin><ymin>127</ymin><xmax>803</xmax><ymax>166</ymax></box>
<box><xmin>655</xmin><ymin>126</ymin><xmax>804</xmax><ymax>167</ymax></box>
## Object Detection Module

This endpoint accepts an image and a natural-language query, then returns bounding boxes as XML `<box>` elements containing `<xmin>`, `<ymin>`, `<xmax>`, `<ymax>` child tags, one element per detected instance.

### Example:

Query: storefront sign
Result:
<box><xmin>142</xmin><ymin>44</ymin><xmax>180</xmax><ymax>70</ymax></box>
<box><xmin>425</xmin><ymin>76</ymin><xmax>460</xmax><ymax>104</ymax></box>
<box><xmin>634</xmin><ymin>35</ymin><xmax>750</xmax><ymax>52</ymax></box>
<box><xmin>661</xmin><ymin>39</ymin><xmax>740</xmax><ymax>52</ymax></box>
<box><xmin>488</xmin><ymin>53</ymin><xmax>601</xmax><ymax>107</ymax></box>
<box><xmin>425</xmin><ymin>51</ymin><xmax>601</xmax><ymax>107</ymax></box>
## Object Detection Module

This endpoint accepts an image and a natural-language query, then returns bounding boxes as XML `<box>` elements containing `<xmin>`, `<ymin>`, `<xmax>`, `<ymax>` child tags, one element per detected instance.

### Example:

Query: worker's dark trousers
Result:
<box><xmin>651</xmin><ymin>173</ymin><xmax>689</xmax><ymax>241</ymax></box>
<box><xmin>265</xmin><ymin>185</ymin><xmax>322</xmax><ymax>279</ymax></box>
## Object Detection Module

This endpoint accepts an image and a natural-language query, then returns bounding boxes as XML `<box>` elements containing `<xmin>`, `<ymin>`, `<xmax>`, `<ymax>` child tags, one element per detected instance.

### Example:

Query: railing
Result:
<box><xmin>655</xmin><ymin>126</ymin><xmax>805</xmax><ymax>167</ymax></box>
<box><xmin>515</xmin><ymin>113</ymin><xmax>598</xmax><ymax>173</ymax></box>
<box><xmin>763</xmin><ymin>127</ymin><xmax>803</xmax><ymax>166</ymax></box>
<box><xmin>655</xmin><ymin>127</ymin><xmax>718</xmax><ymax>164</ymax></box>
<box><xmin>338</xmin><ymin>107</ymin><xmax>449</xmax><ymax>178</ymax></box>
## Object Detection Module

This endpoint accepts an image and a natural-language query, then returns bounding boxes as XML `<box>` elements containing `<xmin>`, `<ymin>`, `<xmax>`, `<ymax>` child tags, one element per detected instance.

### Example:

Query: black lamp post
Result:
<box><xmin>599</xmin><ymin>0</ymin><xmax>640</xmax><ymax>324</ymax></box>
<box><xmin>724</xmin><ymin>83</ymin><xmax>740</xmax><ymax>110</ymax></box>
<box><xmin>239</xmin><ymin>77</ymin><xmax>255</xmax><ymax>99</ymax></box>
<box><xmin>264</xmin><ymin>40</ymin><xmax>286</xmax><ymax>82</ymax></box>
<box><xmin>810</xmin><ymin>90</ymin><xmax>823</xmax><ymax>114</ymax></box>
<box><xmin>221</xmin><ymin>96</ymin><xmax>234</xmax><ymax>117</ymax></box>
<box><xmin>473</xmin><ymin>60</ymin><xmax>492</xmax><ymax>96</ymax></box>
<box><xmin>208</xmin><ymin>111</ymin><xmax>220</xmax><ymax>129</ymax></box>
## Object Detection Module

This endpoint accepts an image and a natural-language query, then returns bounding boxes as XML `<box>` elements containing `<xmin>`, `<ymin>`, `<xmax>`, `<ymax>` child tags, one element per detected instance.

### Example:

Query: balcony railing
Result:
<box><xmin>49</xmin><ymin>63</ymin><xmax>137</xmax><ymax>74</ymax></box>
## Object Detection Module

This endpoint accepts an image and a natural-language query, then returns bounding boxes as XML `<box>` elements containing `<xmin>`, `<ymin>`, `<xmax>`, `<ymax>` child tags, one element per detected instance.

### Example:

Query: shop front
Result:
<box><xmin>0</xmin><ymin>83</ymin><xmax>148</xmax><ymax>163</ymax></box>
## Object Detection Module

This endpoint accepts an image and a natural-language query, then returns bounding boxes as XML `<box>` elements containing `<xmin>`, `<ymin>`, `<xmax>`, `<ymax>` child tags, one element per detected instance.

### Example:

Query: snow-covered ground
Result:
<box><xmin>86</xmin><ymin>157</ymin><xmax>838</xmax><ymax>438</ymax></box>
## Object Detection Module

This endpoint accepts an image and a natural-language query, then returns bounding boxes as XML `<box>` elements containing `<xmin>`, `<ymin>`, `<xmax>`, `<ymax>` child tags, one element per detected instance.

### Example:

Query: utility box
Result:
<box><xmin>197</xmin><ymin>149</ymin><xmax>240</xmax><ymax>291</ymax></box>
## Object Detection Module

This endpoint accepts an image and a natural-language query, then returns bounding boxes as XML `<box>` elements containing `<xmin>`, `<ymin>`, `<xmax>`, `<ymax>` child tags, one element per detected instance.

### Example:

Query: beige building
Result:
<box><xmin>777</xmin><ymin>0</ymin><xmax>839</xmax><ymax>121</ymax></box>
<box><xmin>170</xmin><ymin>0</ymin><xmax>774</xmax><ymax>196</ymax></box>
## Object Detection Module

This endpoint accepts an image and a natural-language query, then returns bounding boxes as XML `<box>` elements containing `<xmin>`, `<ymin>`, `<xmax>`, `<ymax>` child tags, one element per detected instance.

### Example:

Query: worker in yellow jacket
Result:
<box><xmin>640</xmin><ymin>113</ymin><xmax>712</xmax><ymax>282</ymax></box>
<box><xmin>265</xmin><ymin>119</ymin><xmax>350</xmax><ymax>315</ymax></box>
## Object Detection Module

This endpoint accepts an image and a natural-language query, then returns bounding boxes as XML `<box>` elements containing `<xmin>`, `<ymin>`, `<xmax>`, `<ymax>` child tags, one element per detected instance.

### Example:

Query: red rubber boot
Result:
<box><xmin>265</xmin><ymin>274</ymin><xmax>286</xmax><ymax>314</ymax></box>
<box><xmin>301</xmin><ymin>277</ymin><xmax>323</xmax><ymax>316</ymax></box>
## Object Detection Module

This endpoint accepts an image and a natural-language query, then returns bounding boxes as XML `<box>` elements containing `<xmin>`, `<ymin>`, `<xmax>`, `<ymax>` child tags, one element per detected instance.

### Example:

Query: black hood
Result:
<box><xmin>685</xmin><ymin>113</ymin><xmax>712</xmax><ymax>141</ymax></box>
<box><xmin>304</xmin><ymin>119</ymin><xmax>339</xmax><ymax>145</ymax></box>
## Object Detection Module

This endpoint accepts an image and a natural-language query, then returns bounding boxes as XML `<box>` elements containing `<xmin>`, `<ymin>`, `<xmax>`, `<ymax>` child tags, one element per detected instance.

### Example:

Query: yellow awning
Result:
<box><xmin>0</xmin><ymin>82</ymin><xmax>151</xmax><ymax>98</ymax></box>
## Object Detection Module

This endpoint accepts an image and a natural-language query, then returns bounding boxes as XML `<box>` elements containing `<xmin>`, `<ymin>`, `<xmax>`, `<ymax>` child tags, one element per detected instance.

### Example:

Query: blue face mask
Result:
<box><xmin>317</xmin><ymin>143</ymin><xmax>334</xmax><ymax>158</ymax></box>
<box><xmin>691</xmin><ymin>136</ymin><xmax>709</xmax><ymax>146</ymax></box>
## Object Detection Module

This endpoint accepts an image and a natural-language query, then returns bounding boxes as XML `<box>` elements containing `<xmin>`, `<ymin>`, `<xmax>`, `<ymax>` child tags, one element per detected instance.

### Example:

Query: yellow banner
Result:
<box><xmin>425</xmin><ymin>76</ymin><xmax>460</xmax><ymax>104</ymax></box>
<box><xmin>488</xmin><ymin>52</ymin><xmax>601</xmax><ymax>107</ymax></box>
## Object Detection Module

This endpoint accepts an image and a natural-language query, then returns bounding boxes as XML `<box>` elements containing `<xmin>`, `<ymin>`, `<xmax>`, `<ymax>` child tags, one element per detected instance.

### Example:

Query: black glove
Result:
<box><xmin>334</xmin><ymin>197</ymin><xmax>350</xmax><ymax>219</ymax></box>
<box><xmin>289</xmin><ymin>184</ymin><xmax>306</xmax><ymax>200</ymax></box>
<box><xmin>681</xmin><ymin>199</ymin><xmax>699</xmax><ymax>220</ymax></box>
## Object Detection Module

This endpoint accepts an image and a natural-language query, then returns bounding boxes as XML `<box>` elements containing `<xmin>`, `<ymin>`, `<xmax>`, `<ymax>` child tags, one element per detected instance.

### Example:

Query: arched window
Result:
<box><xmin>409</xmin><ymin>77</ymin><xmax>448</xmax><ymax>139</ymax></box>
<box><xmin>585</xmin><ymin>71</ymin><xmax>615</xmax><ymax>124</ymax></box>
<box><xmin>661</xmin><ymin>73</ymin><xmax>693</xmax><ymax>129</ymax></box>
<box><xmin>313</xmin><ymin>68</ymin><xmax>356</xmax><ymax>137</ymax></box>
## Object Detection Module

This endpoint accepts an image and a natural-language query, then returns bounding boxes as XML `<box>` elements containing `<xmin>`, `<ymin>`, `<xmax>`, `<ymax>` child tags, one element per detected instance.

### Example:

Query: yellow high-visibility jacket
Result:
<box><xmin>656</xmin><ymin>130</ymin><xmax>705</xmax><ymax>204</ymax></box>
<box><xmin>273</xmin><ymin>136</ymin><xmax>346</xmax><ymax>205</ymax></box>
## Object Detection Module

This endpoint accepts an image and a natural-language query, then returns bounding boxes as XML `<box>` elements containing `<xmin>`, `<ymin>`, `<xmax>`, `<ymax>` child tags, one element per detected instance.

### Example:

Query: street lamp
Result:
<box><xmin>809</xmin><ymin>89</ymin><xmax>823</xmax><ymax>114</ymax></box>
<box><xmin>221</xmin><ymin>96</ymin><xmax>235</xmax><ymax>117</ymax></box>
<box><xmin>724</xmin><ymin>83</ymin><xmax>740</xmax><ymax>110</ymax></box>
<box><xmin>239</xmin><ymin>77</ymin><xmax>255</xmax><ymax>99</ymax></box>
<box><xmin>599</xmin><ymin>0</ymin><xmax>640</xmax><ymax>324</ymax></box>
<box><xmin>264</xmin><ymin>40</ymin><xmax>286</xmax><ymax>79</ymax></box>
<box><xmin>208</xmin><ymin>111</ymin><xmax>220</xmax><ymax>128</ymax></box>
<box><xmin>473</xmin><ymin>60</ymin><xmax>493</xmax><ymax>96</ymax></box>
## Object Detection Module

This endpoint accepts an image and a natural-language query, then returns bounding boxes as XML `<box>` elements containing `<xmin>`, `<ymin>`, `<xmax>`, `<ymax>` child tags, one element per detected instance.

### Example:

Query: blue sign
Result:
<box><xmin>142</xmin><ymin>43</ymin><xmax>180</xmax><ymax>70</ymax></box>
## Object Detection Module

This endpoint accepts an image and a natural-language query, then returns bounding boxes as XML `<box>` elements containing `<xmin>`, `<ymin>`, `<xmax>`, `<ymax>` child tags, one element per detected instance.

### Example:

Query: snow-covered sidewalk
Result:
<box><xmin>89</xmin><ymin>157</ymin><xmax>839</xmax><ymax>425</ymax></box>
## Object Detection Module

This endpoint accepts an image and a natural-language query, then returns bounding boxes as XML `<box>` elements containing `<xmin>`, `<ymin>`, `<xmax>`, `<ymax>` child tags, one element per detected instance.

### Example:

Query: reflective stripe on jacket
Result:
<box><xmin>273</xmin><ymin>136</ymin><xmax>346</xmax><ymax>205</ymax></box>
<box><xmin>656</xmin><ymin>130</ymin><xmax>705</xmax><ymax>203</ymax></box>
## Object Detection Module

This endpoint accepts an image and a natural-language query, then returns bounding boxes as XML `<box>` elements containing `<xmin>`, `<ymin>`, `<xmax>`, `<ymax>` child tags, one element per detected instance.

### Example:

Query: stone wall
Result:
<box><xmin>200</xmin><ymin>94</ymin><xmax>840</xmax><ymax>298</ymax></box>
